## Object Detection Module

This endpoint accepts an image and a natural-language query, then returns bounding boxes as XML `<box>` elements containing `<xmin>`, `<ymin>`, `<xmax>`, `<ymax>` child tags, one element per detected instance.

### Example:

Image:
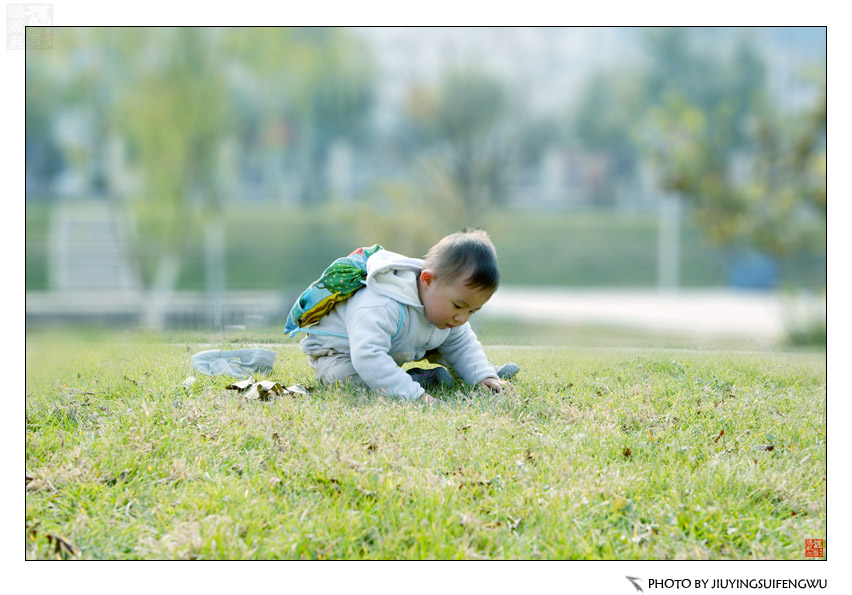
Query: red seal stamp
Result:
<box><xmin>805</xmin><ymin>539</ymin><xmax>824</xmax><ymax>558</ymax></box>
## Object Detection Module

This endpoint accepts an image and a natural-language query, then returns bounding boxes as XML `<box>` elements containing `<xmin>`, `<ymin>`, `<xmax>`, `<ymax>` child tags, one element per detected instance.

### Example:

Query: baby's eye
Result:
<box><xmin>452</xmin><ymin>303</ymin><xmax>462</xmax><ymax>309</ymax></box>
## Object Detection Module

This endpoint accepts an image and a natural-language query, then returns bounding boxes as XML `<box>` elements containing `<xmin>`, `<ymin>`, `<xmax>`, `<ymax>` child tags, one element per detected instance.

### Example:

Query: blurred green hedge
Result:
<box><xmin>25</xmin><ymin>203</ymin><xmax>825</xmax><ymax>291</ymax></box>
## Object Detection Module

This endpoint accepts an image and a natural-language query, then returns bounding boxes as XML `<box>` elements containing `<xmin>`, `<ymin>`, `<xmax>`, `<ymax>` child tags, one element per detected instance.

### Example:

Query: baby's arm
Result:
<box><xmin>437</xmin><ymin>324</ymin><xmax>499</xmax><ymax>386</ymax></box>
<box><xmin>346</xmin><ymin>304</ymin><xmax>425</xmax><ymax>401</ymax></box>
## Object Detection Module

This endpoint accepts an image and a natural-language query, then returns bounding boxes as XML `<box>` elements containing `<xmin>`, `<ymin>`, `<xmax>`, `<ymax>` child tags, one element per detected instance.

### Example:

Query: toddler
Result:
<box><xmin>299</xmin><ymin>229</ymin><xmax>518</xmax><ymax>404</ymax></box>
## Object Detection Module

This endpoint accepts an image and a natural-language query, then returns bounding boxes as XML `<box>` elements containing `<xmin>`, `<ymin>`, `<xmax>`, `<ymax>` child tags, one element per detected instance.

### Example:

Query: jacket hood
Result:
<box><xmin>364</xmin><ymin>249</ymin><xmax>424</xmax><ymax>307</ymax></box>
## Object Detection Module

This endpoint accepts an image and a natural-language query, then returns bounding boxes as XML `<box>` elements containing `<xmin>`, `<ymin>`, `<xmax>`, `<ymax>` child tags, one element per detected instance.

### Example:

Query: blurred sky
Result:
<box><xmin>360</xmin><ymin>25</ymin><xmax>825</xmax><ymax>119</ymax></box>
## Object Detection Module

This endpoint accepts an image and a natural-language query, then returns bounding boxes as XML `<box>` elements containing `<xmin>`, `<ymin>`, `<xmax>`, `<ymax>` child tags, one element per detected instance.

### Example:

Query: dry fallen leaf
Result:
<box><xmin>48</xmin><ymin>533</ymin><xmax>80</xmax><ymax>557</ymax></box>
<box><xmin>458</xmin><ymin>479</ymin><xmax>492</xmax><ymax>490</ymax></box>
<box><xmin>226</xmin><ymin>378</ymin><xmax>313</xmax><ymax>400</ymax></box>
<box><xmin>226</xmin><ymin>378</ymin><xmax>255</xmax><ymax>391</ymax></box>
<box><xmin>240</xmin><ymin>386</ymin><xmax>261</xmax><ymax>400</ymax></box>
<box><xmin>242</xmin><ymin>381</ymin><xmax>285</xmax><ymax>401</ymax></box>
<box><xmin>285</xmin><ymin>384</ymin><xmax>314</xmax><ymax>395</ymax></box>
<box><xmin>27</xmin><ymin>523</ymin><xmax>80</xmax><ymax>558</ymax></box>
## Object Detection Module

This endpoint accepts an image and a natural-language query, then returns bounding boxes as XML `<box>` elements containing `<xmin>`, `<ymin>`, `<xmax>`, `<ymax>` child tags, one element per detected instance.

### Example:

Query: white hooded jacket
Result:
<box><xmin>299</xmin><ymin>249</ymin><xmax>498</xmax><ymax>400</ymax></box>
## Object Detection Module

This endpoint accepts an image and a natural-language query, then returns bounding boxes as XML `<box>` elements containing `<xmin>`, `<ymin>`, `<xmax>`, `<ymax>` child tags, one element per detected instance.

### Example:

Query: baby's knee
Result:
<box><xmin>309</xmin><ymin>354</ymin><xmax>365</xmax><ymax>388</ymax></box>
<box><xmin>318</xmin><ymin>369</ymin><xmax>366</xmax><ymax>388</ymax></box>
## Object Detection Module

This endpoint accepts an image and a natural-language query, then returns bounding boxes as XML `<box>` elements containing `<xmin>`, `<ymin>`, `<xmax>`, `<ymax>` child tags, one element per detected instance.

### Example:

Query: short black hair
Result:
<box><xmin>423</xmin><ymin>228</ymin><xmax>499</xmax><ymax>293</ymax></box>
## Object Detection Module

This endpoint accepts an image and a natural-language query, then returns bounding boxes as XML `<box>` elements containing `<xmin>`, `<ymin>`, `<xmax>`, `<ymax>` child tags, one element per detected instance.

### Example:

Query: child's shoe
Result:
<box><xmin>494</xmin><ymin>362</ymin><xmax>520</xmax><ymax>380</ymax></box>
<box><xmin>407</xmin><ymin>367</ymin><xmax>454</xmax><ymax>389</ymax></box>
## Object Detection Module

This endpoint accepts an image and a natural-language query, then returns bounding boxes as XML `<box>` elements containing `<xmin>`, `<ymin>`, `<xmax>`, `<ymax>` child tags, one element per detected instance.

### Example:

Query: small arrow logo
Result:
<box><xmin>626</xmin><ymin>577</ymin><xmax>643</xmax><ymax>593</ymax></box>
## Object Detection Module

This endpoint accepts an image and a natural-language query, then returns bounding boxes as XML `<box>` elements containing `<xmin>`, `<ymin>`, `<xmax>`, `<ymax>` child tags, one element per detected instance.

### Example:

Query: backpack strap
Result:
<box><xmin>391</xmin><ymin>301</ymin><xmax>405</xmax><ymax>341</ymax></box>
<box><xmin>294</xmin><ymin>328</ymin><xmax>349</xmax><ymax>339</ymax></box>
<box><xmin>294</xmin><ymin>301</ymin><xmax>406</xmax><ymax>342</ymax></box>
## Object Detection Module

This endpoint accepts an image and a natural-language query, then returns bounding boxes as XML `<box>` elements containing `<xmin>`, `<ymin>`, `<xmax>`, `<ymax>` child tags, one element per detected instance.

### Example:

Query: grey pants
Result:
<box><xmin>306</xmin><ymin>348</ymin><xmax>448</xmax><ymax>388</ymax></box>
<box><xmin>306</xmin><ymin>349</ymin><xmax>367</xmax><ymax>388</ymax></box>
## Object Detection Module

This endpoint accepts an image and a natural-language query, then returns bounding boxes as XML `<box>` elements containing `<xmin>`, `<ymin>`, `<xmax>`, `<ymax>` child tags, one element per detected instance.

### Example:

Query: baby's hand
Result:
<box><xmin>417</xmin><ymin>392</ymin><xmax>442</xmax><ymax>406</ymax></box>
<box><xmin>479</xmin><ymin>377</ymin><xmax>505</xmax><ymax>393</ymax></box>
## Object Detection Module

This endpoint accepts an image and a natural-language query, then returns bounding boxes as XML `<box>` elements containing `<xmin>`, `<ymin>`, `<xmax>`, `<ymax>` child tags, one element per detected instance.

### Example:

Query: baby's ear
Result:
<box><xmin>420</xmin><ymin>270</ymin><xmax>437</xmax><ymax>286</ymax></box>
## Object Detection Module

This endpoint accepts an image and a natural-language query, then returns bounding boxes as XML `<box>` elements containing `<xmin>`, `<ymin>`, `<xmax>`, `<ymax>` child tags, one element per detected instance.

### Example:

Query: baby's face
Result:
<box><xmin>418</xmin><ymin>271</ymin><xmax>493</xmax><ymax>330</ymax></box>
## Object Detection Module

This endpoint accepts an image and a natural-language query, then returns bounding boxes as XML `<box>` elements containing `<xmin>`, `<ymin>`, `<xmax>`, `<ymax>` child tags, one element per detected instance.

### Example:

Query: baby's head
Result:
<box><xmin>418</xmin><ymin>229</ymin><xmax>499</xmax><ymax>329</ymax></box>
<box><xmin>423</xmin><ymin>228</ymin><xmax>500</xmax><ymax>292</ymax></box>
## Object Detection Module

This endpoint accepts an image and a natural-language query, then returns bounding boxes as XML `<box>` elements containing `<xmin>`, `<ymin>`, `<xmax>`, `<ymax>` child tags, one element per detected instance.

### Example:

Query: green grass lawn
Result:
<box><xmin>25</xmin><ymin>329</ymin><xmax>826</xmax><ymax>560</ymax></box>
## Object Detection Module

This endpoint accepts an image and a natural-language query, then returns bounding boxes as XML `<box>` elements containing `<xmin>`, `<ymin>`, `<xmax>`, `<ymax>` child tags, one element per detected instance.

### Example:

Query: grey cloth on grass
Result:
<box><xmin>191</xmin><ymin>348</ymin><xmax>276</xmax><ymax>378</ymax></box>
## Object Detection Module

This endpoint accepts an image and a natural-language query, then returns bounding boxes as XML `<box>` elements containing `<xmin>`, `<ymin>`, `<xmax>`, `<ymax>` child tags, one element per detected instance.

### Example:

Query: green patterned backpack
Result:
<box><xmin>285</xmin><ymin>244</ymin><xmax>386</xmax><ymax>337</ymax></box>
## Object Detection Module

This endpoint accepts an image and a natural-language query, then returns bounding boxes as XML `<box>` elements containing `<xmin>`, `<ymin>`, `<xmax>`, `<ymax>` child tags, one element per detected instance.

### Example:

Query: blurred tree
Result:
<box><xmin>25</xmin><ymin>49</ymin><xmax>65</xmax><ymax>198</ymax></box>
<box><xmin>26</xmin><ymin>27</ymin><xmax>140</xmax><ymax>199</ymax></box>
<box><xmin>737</xmin><ymin>78</ymin><xmax>826</xmax><ymax>257</ymax></box>
<box><xmin>407</xmin><ymin>69</ymin><xmax>520</xmax><ymax>223</ymax></box>
<box><xmin>117</xmin><ymin>28</ymin><xmax>231</xmax><ymax>327</ymax></box>
<box><xmin>290</xmin><ymin>28</ymin><xmax>375</xmax><ymax>203</ymax></box>
<box><xmin>27</xmin><ymin>27</ymin><xmax>376</xmax><ymax>326</ymax></box>
<box><xmin>633</xmin><ymin>28</ymin><xmax>825</xmax><ymax>264</ymax></box>
<box><xmin>569</xmin><ymin>71</ymin><xmax>644</xmax><ymax>206</ymax></box>
<box><xmin>224</xmin><ymin>27</ymin><xmax>375</xmax><ymax>203</ymax></box>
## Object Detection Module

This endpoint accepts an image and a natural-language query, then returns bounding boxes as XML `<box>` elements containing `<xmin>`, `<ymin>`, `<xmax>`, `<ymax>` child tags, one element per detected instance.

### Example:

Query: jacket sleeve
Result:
<box><xmin>437</xmin><ymin>324</ymin><xmax>498</xmax><ymax>386</ymax></box>
<box><xmin>346</xmin><ymin>303</ymin><xmax>425</xmax><ymax>401</ymax></box>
